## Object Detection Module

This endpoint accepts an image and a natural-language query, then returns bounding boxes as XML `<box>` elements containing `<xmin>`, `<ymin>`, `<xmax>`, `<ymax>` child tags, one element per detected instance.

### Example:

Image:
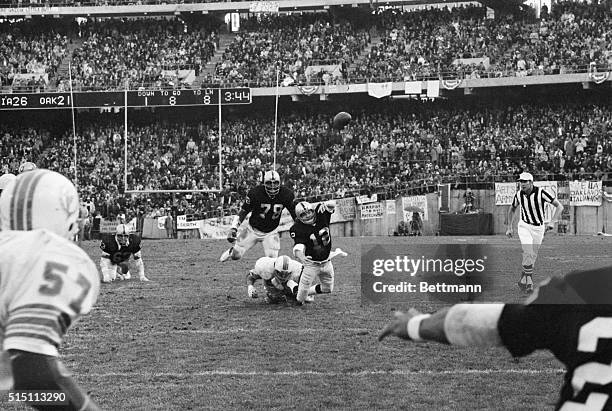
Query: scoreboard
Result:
<box><xmin>0</xmin><ymin>88</ymin><xmax>251</xmax><ymax>110</ymax></box>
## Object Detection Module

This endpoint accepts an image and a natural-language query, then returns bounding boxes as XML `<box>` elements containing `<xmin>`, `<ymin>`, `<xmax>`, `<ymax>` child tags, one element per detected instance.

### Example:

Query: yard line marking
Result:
<box><xmin>81</xmin><ymin>369</ymin><xmax>565</xmax><ymax>378</ymax></box>
<box><xmin>66</xmin><ymin>328</ymin><xmax>373</xmax><ymax>337</ymax></box>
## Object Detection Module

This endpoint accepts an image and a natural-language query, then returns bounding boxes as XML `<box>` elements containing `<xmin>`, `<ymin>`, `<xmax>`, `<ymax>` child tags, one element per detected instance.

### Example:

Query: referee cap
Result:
<box><xmin>518</xmin><ymin>172</ymin><xmax>533</xmax><ymax>182</ymax></box>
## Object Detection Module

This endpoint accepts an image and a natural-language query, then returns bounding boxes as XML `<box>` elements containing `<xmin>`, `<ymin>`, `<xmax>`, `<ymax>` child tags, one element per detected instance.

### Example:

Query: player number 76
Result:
<box><xmin>39</xmin><ymin>261</ymin><xmax>92</xmax><ymax>313</ymax></box>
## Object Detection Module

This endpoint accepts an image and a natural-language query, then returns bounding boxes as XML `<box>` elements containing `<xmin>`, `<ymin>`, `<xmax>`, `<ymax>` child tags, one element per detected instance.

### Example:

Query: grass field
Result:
<box><xmin>7</xmin><ymin>235</ymin><xmax>612</xmax><ymax>410</ymax></box>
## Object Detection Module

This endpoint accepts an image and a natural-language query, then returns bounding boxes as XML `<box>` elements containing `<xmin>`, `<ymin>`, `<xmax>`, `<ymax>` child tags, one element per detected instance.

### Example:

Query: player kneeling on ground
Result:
<box><xmin>100</xmin><ymin>224</ymin><xmax>149</xmax><ymax>282</ymax></box>
<box><xmin>246</xmin><ymin>255</ymin><xmax>311</xmax><ymax>304</ymax></box>
<box><xmin>288</xmin><ymin>201</ymin><xmax>346</xmax><ymax>305</ymax></box>
<box><xmin>0</xmin><ymin>169</ymin><xmax>102</xmax><ymax>410</ymax></box>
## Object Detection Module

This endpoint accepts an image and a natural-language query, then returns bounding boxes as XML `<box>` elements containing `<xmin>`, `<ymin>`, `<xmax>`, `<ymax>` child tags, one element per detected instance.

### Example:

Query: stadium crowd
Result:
<box><xmin>212</xmin><ymin>14</ymin><xmax>369</xmax><ymax>86</ymax></box>
<box><xmin>0</xmin><ymin>20</ymin><xmax>69</xmax><ymax>89</ymax></box>
<box><xmin>66</xmin><ymin>19</ymin><xmax>218</xmax><ymax>91</ymax></box>
<box><xmin>1</xmin><ymin>101</ymin><xmax>610</xmax><ymax>221</ymax></box>
<box><xmin>354</xmin><ymin>1</ymin><xmax>612</xmax><ymax>81</ymax></box>
<box><xmin>1</xmin><ymin>1</ymin><xmax>610</xmax><ymax>90</ymax></box>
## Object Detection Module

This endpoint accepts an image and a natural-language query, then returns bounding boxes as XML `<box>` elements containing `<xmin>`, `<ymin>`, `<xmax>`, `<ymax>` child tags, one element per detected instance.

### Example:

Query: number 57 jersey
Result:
<box><xmin>0</xmin><ymin>229</ymin><xmax>100</xmax><ymax>357</ymax></box>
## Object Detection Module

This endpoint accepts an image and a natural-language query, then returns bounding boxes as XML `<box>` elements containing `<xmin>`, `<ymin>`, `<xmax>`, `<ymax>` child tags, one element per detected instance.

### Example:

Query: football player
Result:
<box><xmin>0</xmin><ymin>169</ymin><xmax>102</xmax><ymax>410</ymax></box>
<box><xmin>379</xmin><ymin>266</ymin><xmax>612</xmax><ymax>410</ymax></box>
<box><xmin>289</xmin><ymin>200</ymin><xmax>337</xmax><ymax>305</ymax></box>
<box><xmin>100</xmin><ymin>223</ymin><xmax>149</xmax><ymax>282</ymax></box>
<box><xmin>220</xmin><ymin>170</ymin><xmax>296</xmax><ymax>262</ymax></box>
<box><xmin>18</xmin><ymin>161</ymin><xmax>37</xmax><ymax>174</ymax></box>
<box><xmin>246</xmin><ymin>255</ymin><xmax>307</xmax><ymax>304</ymax></box>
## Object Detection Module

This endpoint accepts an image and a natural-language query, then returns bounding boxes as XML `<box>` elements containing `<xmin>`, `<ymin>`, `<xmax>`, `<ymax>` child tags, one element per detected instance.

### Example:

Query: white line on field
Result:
<box><xmin>67</xmin><ymin>328</ymin><xmax>372</xmax><ymax>337</ymax></box>
<box><xmin>82</xmin><ymin>369</ymin><xmax>565</xmax><ymax>378</ymax></box>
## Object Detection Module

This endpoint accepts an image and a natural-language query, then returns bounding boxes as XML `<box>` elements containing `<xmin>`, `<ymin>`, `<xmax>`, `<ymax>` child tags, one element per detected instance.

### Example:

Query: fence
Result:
<box><xmin>138</xmin><ymin>186</ymin><xmax>611</xmax><ymax>239</ymax></box>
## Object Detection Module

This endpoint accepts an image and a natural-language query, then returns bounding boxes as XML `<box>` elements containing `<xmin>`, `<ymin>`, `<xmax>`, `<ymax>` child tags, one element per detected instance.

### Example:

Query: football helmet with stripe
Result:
<box><xmin>263</xmin><ymin>170</ymin><xmax>281</xmax><ymax>198</ymax></box>
<box><xmin>273</xmin><ymin>255</ymin><xmax>292</xmax><ymax>282</ymax></box>
<box><xmin>295</xmin><ymin>201</ymin><xmax>315</xmax><ymax>225</ymax></box>
<box><xmin>0</xmin><ymin>169</ymin><xmax>80</xmax><ymax>239</ymax></box>
<box><xmin>115</xmin><ymin>223</ymin><xmax>131</xmax><ymax>246</ymax></box>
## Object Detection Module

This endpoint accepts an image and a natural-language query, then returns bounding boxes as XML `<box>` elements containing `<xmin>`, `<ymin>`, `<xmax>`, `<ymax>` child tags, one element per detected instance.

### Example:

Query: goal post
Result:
<box><xmin>122</xmin><ymin>88</ymin><xmax>243</xmax><ymax>195</ymax></box>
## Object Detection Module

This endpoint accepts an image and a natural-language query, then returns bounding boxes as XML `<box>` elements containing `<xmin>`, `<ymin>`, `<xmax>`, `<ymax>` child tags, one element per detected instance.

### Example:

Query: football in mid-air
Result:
<box><xmin>332</xmin><ymin>111</ymin><xmax>352</xmax><ymax>130</ymax></box>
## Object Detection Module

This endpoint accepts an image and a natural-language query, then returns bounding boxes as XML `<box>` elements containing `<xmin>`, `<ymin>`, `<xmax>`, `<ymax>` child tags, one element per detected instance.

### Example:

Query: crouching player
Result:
<box><xmin>289</xmin><ymin>201</ymin><xmax>338</xmax><ymax>305</ymax></box>
<box><xmin>100</xmin><ymin>224</ymin><xmax>150</xmax><ymax>283</ymax></box>
<box><xmin>246</xmin><ymin>255</ymin><xmax>308</xmax><ymax>304</ymax></box>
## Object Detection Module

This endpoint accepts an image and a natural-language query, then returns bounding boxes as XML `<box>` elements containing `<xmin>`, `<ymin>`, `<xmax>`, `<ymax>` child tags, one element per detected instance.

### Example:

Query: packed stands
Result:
<box><xmin>0</xmin><ymin>20</ymin><xmax>69</xmax><ymax>90</ymax></box>
<box><xmin>1</xmin><ymin>99</ymin><xmax>610</xmax><ymax>220</ymax></box>
<box><xmin>66</xmin><ymin>18</ymin><xmax>218</xmax><ymax>90</ymax></box>
<box><xmin>213</xmin><ymin>13</ymin><xmax>369</xmax><ymax>86</ymax></box>
<box><xmin>354</xmin><ymin>1</ymin><xmax>612</xmax><ymax>81</ymax></box>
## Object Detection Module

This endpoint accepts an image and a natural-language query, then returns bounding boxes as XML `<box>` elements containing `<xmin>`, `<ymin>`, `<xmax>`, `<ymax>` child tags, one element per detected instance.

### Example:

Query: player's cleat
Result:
<box><xmin>139</xmin><ymin>276</ymin><xmax>150</xmax><ymax>282</ymax></box>
<box><xmin>305</xmin><ymin>295</ymin><xmax>315</xmax><ymax>303</ymax></box>
<box><xmin>123</xmin><ymin>272</ymin><xmax>131</xmax><ymax>280</ymax></box>
<box><xmin>525</xmin><ymin>283</ymin><xmax>534</xmax><ymax>293</ymax></box>
<box><xmin>219</xmin><ymin>247</ymin><xmax>233</xmax><ymax>262</ymax></box>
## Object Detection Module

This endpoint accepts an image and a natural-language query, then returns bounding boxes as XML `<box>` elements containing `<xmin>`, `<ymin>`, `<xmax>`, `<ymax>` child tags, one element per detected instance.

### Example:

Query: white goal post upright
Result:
<box><xmin>273</xmin><ymin>67</ymin><xmax>280</xmax><ymax>171</ymax></box>
<box><xmin>68</xmin><ymin>61</ymin><xmax>78</xmax><ymax>186</ymax></box>
<box><xmin>124</xmin><ymin>80</ymin><xmax>128</xmax><ymax>194</ymax></box>
<box><xmin>218</xmin><ymin>88</ymin><xmax>222</xmax><ymax>190</ymax></box>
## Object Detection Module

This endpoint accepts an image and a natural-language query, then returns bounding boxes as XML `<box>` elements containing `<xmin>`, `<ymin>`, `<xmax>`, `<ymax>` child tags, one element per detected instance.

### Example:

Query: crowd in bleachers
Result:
<box><xmin>1</xmin><ymin>100</ymin><xmax>610</xmax><ymax>220</ymax></box>
<box><xmin>0</xmin><ymin>20</ymin><xmax>68</xmax><ymax>89</ymax></box>
<box><xmin>353</xmin><ymin>1</ymin><xmax>612</xmax><ymax>81</ymax></box>
<box><xmin>212</xmin><ymin>13</ymin><xmax>369</xmax><ymax>86</ymax></box>
<box><xmin>65</xmin><ymin>19</ymin><xmax>218</xmax><ymax>91</ymax></box>
<box><xmin>1</xmin><ymin>2</ymin><xmax>610</xmax><ymax>90</ymax></box>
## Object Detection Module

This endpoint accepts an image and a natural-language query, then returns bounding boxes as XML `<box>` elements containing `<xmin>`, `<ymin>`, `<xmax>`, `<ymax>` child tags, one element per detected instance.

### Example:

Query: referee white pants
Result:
<box><xmin>517</xmin><ymin>220</ymin><xmax>545</xmax><ymax>267</ymax></box>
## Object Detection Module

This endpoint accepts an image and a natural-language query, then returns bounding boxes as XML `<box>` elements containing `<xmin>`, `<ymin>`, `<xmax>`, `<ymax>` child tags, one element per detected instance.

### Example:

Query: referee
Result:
<box><xmin>506</xmin><ymin>172</ymin><xmax>563</xmax><ymax>292</ymax></box>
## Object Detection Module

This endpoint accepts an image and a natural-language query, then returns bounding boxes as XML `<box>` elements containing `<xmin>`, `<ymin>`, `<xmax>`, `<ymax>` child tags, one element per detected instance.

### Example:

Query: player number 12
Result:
<box><xmin>310</xmin><ymin>228</ymin><xmax>331</xmax><ymax>247</ymax></box>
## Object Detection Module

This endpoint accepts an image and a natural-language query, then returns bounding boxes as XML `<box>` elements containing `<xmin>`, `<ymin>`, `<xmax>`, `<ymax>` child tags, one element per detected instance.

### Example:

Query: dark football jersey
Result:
<box><xmin>289</xmin><ymin>204</ymin><xmax>332</xmax><ymax>261</ymax></box>
<box><xmin>498</xmin><ymin>266</ymin><xmax>612</xmax><ymax>410</ymax></box>
<box><xmin>100</xmin><ymin>234</ymin><xmax>142</xmax><ymax>264</ymax></box>
<box><xmin>242</xmin><ymin>185</ymin><xmax>295</xmax><ymax>233</ymax></box>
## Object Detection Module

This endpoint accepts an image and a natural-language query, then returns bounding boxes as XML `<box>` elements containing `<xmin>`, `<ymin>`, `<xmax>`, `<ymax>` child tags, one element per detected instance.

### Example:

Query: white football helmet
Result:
<box><xmin>295</xmin><ymin>201</ymin><xmax>315</xmax><ymax>225</ymax></box>
<box><xmin>115</xmin><ymin>223</ymin><xmax>131</xmax><ymax>246</ymax></box>
<box><xmin>273</xmin><ymin>255</ymin><xmax>292</xmax><ymax>282</ymax></box>
<box><xmin>18</xmin><ymin>161</ymin><xmax>37</xmax><ymax>174</ymax></box>
<box><xmin>0</xmin><ymin>169</ymin><xmax>80</xmax><ymax>239</ymax></box>
<box><xmin>263</xmin><ymin>170</ymin><xmax>281</xmax><ymax>197</ymax></box>
<box><xmin>0</xmin><ymin>173</ymin><xmax>16</xmax><ymax>192</ymax></box>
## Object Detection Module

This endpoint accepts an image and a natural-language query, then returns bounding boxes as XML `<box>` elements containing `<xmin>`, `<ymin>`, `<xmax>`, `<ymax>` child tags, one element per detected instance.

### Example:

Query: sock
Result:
<box><xmin>522</xmin><ymin>265</ymin><xmax>533</xmax><ymax>284</ymax></box>
<box><xmin>308</xmin><ymin>284</ymin><xmax>322</xmax><ymax>295</ymax></box>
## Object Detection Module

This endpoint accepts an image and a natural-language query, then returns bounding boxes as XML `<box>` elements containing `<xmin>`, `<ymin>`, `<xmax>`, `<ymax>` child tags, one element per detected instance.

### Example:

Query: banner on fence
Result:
<box><xmin>356</xmin><ymin>194</ymin><xmax>378</xmax><ymax>204</ymax></box>
<box><xmin>402</xmin><ymin>195</ymin><xmax>428</xmax><ymax>222</ymax></box>
<box><xmin>177</xmin><ymin>215</ymin><xmax>202</xmax><ymax>230</ymax></box>
<box><xmin>360</xmin><ymin>203</ymin><xmax>384</xmax><ymax>219</ymax></box>
<box><xmin>494</xmin><ymin>182</ymin><xmax>517</xmax><ymax>205</ymax></box>
<box><xmin>332</xmin><ymin>197</ymin><xmax>356</xmax><ymax>223</ymax></box>
<box><xmin>569</xmin><ymin>181</ymin><xmax>602</xmax><ymax>206</ymax></box>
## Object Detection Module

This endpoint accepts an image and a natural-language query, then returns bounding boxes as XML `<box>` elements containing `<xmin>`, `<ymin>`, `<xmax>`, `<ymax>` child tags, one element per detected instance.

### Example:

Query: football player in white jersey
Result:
<box><xmin>0</xmin><ymin>173</ymin><xmax>16</xmax><ymax>197</ymax></box>
<box><xmin>0</xmin><ymin>169</ymin><xmax>101</xmax><ymax>410</ymax></box>
<box><xmin>246</xmin><ymin>255</ymin><xmax>309</xmax><ymax>304</ymax></box>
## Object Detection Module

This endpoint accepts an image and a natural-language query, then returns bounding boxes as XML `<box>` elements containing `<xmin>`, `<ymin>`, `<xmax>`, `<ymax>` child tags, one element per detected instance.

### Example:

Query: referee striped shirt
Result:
<box><xmin>512</xmin><ymin>186</ymin><xmax>555</xmax><ymax>226</ymax></box>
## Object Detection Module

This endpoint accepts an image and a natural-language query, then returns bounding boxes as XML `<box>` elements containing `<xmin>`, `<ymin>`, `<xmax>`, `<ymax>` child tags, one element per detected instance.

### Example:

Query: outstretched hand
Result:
<box><xmin>378</xmin><ymin>308</ymin><xmax>423</xmax><ymax>341</ymax></box>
